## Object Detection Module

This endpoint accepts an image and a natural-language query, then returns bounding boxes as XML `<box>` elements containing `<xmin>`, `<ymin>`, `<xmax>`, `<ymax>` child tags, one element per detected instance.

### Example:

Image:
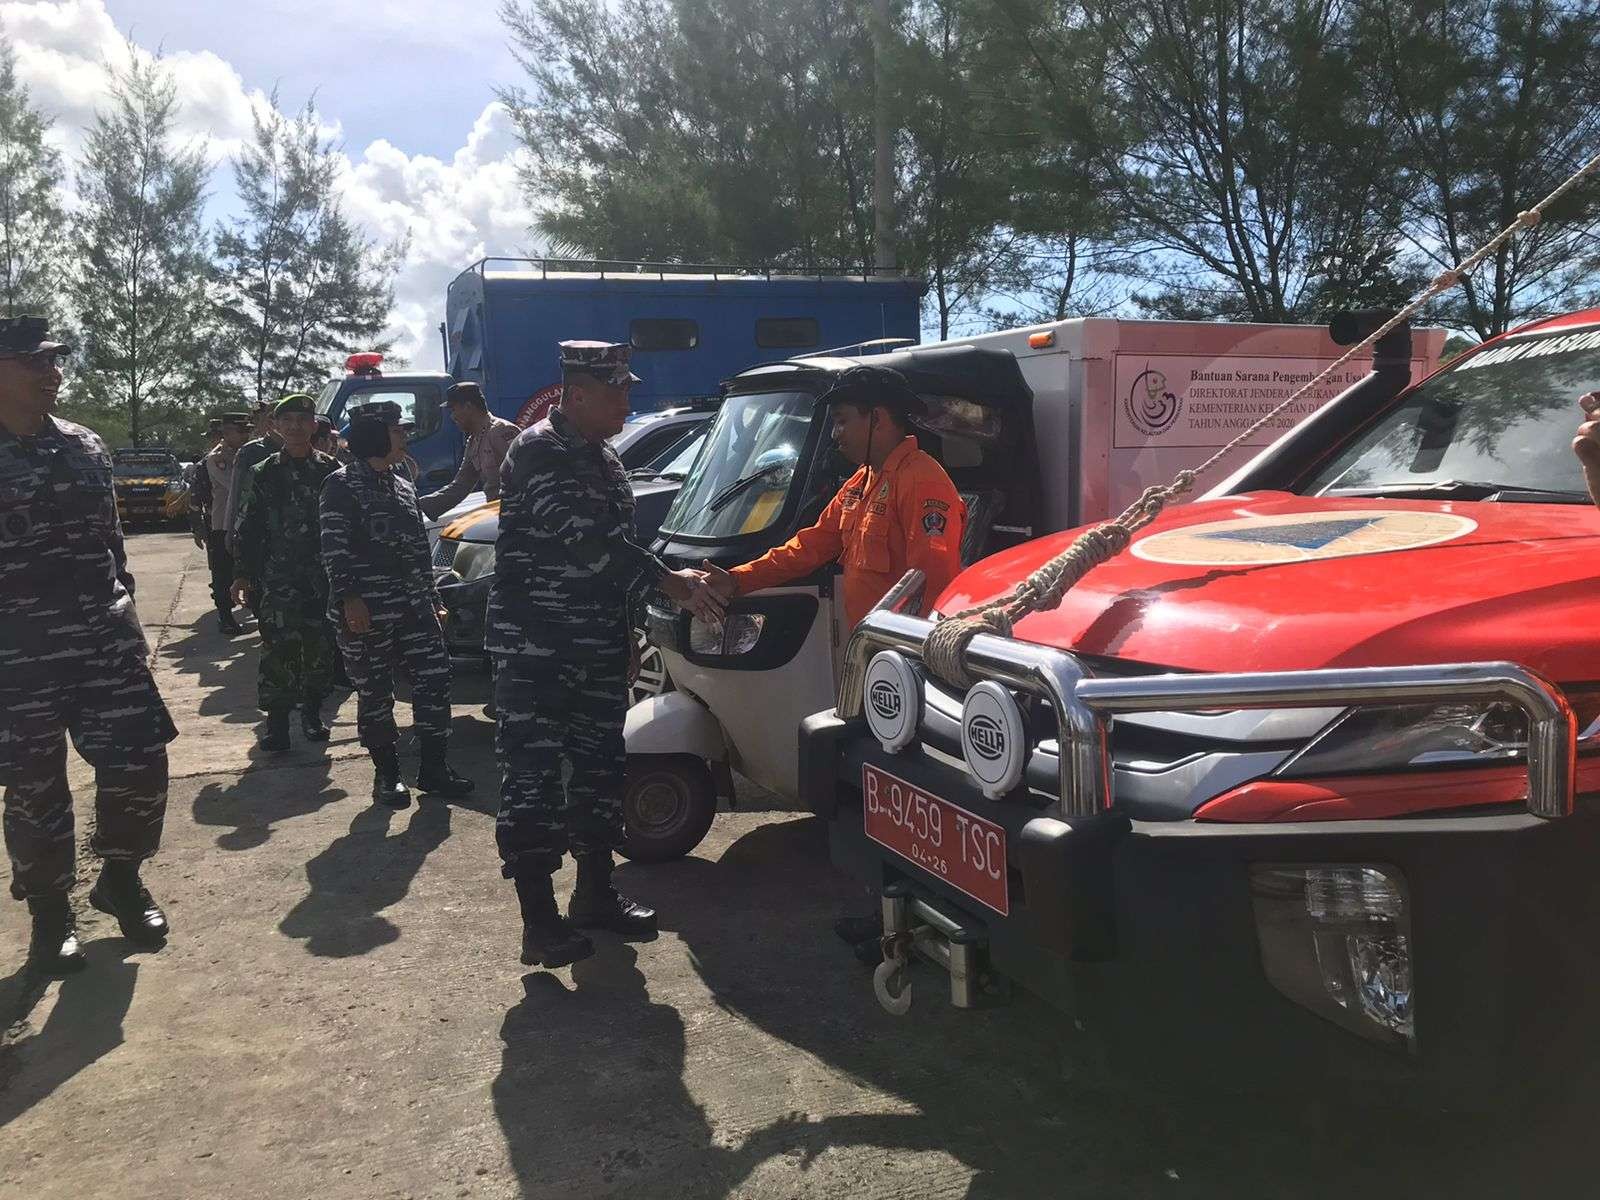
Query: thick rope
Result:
<box><xmin>923</xmin><ymin>149</ymin><xmax>1600</xmax><ymax>688</ymax></box>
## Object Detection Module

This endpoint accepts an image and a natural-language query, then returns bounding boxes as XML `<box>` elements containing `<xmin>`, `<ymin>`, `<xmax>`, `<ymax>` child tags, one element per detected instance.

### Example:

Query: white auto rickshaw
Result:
<box><xmin>619</xmin><ymin>338</ymin><xmax>1037</xmax><ymax>861</ymax></box>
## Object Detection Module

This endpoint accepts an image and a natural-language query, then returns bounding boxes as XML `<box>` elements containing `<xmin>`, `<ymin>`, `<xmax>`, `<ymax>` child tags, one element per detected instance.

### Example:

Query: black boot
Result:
<box><xmin>300</xmin><ymin>697</ymin><xmax>330</xmax><ymax>742</ymax></box>
<box><xmin>217</xmin><ymin>609</ymin><xmax>243</xmax><ymax>636</ymax></box>
<box><xmin>514</xmin><ymin>871</ymin><xmax>593</xmax><ymax>968</ymax></box>
<box><xmin>568</xmin><ymin>851</ymin><xmax>658</xmax><ymax>939</ymax></box>
<box><xmin>370</xmin><ymin>744</ymin><xmax>411</xmax><ymax>809</ymax></box>
<box><xmin>416</xmin><ymin>734</ymin><xmax>474</xmax><ymax>798</ymax></box>
<box><xmin>25</xmin><ymin>894</ymin><xmax>87</xmax><ymax>975</ymax></box>
<box><xmin>89</xmin><ymin>861</ymin><xmax>170</xmax><ymax>946</ymax></box>
<box><xmin>259</xmin><ymin>708</ymin><xmax>291</xmax><ymax>753</ymax></box>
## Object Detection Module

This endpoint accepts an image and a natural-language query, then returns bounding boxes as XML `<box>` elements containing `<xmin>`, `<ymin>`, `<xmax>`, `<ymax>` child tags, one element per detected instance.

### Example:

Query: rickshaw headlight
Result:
<box><xmin>689</xmin><ymin>613</ymin><xmax>766</xmax><ymax>656</ymax></box>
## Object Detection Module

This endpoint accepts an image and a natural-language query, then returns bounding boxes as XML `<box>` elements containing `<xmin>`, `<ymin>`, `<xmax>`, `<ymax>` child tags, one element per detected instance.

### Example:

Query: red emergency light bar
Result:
<box><xmin>346</xmin><ymin>352</ymin><xmax>384</xmax><ymax>376</ymax></box>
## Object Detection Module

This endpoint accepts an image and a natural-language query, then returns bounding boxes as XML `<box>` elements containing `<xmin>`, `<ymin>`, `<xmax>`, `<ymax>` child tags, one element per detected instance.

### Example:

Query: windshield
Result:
<box><xmin>315</xmin><ymin>380</ymin><xmax>340</xmax><ymax>416</ymax></box>
<box><xmin>1303</xmin><ymin>328</ymin><xmax>1600</xmax><ymax>498</ymax></box>
<box><xmin>659</xmin><ymin>389</ymin><xmax>814</xmax><ymax>539</ymax></box>
<box><xmin>114</xmin><ymin>455</ymin><xmax>175</xmax><ymax>476</ymax></box>
<box><xmin>634</xmin><ymin>428</ymin><xmax>707</xmax><ymax>480</ymax></box>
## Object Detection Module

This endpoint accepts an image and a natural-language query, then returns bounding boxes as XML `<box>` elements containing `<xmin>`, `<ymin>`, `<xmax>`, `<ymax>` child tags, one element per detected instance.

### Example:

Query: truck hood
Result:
<box><xmin>433</xmin><ymin>478</ymin><xmax>685</xmax><ymax>546</ymax></box>
<box><xmin>936</xmin><ymin>493</ymin><xmax>1600</xmax><ymax>681</ymax></box>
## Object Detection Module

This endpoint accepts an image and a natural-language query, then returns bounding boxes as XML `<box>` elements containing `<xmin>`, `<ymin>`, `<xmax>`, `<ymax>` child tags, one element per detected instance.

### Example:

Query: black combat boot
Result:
<box><xmin>370</xmin><ymin>744</ymin><xmax>411</xmax><ymax>809</ymax></box>
<box><xmin>568</xmin><ymin>851</ymin><xmax>658</xmax><ymax>939</ymax></box>
<box><xmin>260</xmin><ymin>708</ymin><xmax>291</xmax><ymax>753</ymax></box>
<box><xmin>300</xmin><ymin>697</ymin><xmax>330</xmax><ymax>742</ymax></box>
<box><xmin>25</xmin><ymin>894</ymin><xmax>87</xmax><ymax>975</ymax></box>
<box><xmin>217</xmin><ymin>609</ymin><xmax>243</xmax><ymax>635</ymax></box>
<box><xmin>514</xmin><ymin>871</ymin><xmax>593</xmax><ymax>968</ymax></box>
<box><xmin>416</xmin><ymin>734</ymin><xmax>474</xmax><ymax>798</ymax></box>
<box><xmin>89</xmin><ymin>860</ymin><xmax>170</xmax><ymax>946</ymax></box>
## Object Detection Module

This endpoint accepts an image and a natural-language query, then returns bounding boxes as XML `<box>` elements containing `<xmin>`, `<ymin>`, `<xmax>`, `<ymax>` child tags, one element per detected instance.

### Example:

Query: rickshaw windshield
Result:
<box><xmin>658</xmin><ymin>389</ymin><xmax>815</xmax><ymax>539</ymax></box>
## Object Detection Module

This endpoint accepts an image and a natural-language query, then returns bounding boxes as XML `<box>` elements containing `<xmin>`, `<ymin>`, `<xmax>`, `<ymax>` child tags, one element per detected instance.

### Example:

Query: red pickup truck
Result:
<box><xmin>804</xmin><ymin>309</ymin><xmax>1600</xmax><ymax>1106</ymax></box>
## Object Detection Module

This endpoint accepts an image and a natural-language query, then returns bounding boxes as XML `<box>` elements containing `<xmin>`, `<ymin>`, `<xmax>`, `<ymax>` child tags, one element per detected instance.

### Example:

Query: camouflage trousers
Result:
<box><xmin>494</xmin><ymin>645</ymin><xmax>629</xmax><ymax>877</ymax></box>
<box><xmin>205</xmin><ymin>529</ymin><xmax>234</xmax><ymax>612</ymax></box>
<box><xmin>0</xmin><ymin>654</ymin><xmax>176</xmax><ymax>899</ymax></box>
<box><xmin>257</xmin><ymin>590</ymin><xmax>335</xmax><ymax>711</ymax></box>
<box><xmin>337</xmin><ymin>603</ymin><xmax>452</xmax><ymax>749</ymax></box>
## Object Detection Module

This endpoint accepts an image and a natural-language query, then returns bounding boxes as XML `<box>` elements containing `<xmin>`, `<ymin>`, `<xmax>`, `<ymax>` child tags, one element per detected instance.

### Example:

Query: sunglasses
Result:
<box><xmin>0</xmin><ymin>349</ymin><xmax>70</xmax><ymax>371</ymax></box>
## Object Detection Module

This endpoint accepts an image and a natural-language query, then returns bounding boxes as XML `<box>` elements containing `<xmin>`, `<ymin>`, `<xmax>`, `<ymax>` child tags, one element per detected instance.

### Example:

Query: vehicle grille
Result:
<box><xmin>917</xmin><ymin>666</ymin><xmax>1344</xmax><ymax>820</ymax></box>
<box><xmin>432</xmin><ymin>538</ymin><xmax>459</xmax><ymax>570</ymax></box>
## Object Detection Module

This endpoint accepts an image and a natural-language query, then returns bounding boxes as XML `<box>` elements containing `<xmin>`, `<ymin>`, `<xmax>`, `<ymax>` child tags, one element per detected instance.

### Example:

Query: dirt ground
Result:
<box><xmin>0</xmin><ymin>530</ymin><xmax>1594</xmax><ymax>1199</ymax></box>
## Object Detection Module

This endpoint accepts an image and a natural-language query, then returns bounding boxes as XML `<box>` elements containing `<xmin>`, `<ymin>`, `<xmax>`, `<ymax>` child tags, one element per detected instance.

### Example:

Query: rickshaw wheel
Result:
<box><xmin>621</xmin><ymin>754</ymin><xmax>717</xmax><ymax>863</ymax></box>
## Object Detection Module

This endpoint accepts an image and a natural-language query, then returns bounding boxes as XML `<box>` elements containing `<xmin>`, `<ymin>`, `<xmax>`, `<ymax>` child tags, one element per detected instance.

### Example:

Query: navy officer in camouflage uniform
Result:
<box><xmin>488</xmin><ymin>340</ymin><xmax>722</xmax><ymax>968</ymax></box>
<box><xmin>0</xmin><ymin>316</ymin><xmax>174</xmax><ymax>974</ymax></box>
<box><xmin>232</xmin><ymin>394</ymin><xmax>340</xmax><ymax>752</ymax></box>
<box><xmin>321</xmin><ymin>402</ymin><xmax>474</xmax><ymax>807</ymax></box>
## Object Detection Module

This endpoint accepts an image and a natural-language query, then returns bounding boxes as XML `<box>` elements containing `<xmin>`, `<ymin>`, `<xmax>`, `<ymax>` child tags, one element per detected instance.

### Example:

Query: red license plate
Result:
<box><xmin>862</xmin><ymin>763</ymin><xmax>1009</xmax><ymax>916</ymax></box>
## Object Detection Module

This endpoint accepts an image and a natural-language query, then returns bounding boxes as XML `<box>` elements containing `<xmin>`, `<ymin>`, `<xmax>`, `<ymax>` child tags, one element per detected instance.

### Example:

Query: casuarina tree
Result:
<box><xmin>68</xmin><ymin>48</ymin><xmax>227</xmax><ymax>447</ymax></box>
<box><xmin>0</xmin><ymin>28</ymin><xmax>67</xmax><ymax>322</ymax></box>
<box><xmin>215</xmin><ymin>99</ymin><xmax>402</xmax><ymax>406</ymax></box>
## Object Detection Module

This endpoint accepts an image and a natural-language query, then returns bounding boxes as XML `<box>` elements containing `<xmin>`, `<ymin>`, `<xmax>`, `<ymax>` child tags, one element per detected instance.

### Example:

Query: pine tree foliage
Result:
<box><xmin>0</xmin><ymin>29</ymin><xmax>66</xmax><ymax>323</ymax></box>
<box><xmin>215</xmin><ymin>100</ymin><xmax>403</xmax><ymax>406</ymax></box>
<box><xmin>67</xmin><ymin>49</ymin><xmax>226</xmax><ymax>447</ymax></box>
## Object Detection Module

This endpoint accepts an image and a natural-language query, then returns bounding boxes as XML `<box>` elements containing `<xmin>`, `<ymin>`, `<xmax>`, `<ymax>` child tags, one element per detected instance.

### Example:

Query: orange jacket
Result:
<box><xmin>729</xmin><ymin>436</ymin><xmax>965</xmax><ymax>629</ymax></box>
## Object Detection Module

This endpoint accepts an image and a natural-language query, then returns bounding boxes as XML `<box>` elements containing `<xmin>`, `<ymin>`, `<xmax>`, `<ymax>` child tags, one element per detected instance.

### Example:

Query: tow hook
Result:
<box><xmin>873</xmin><ymin>933</ymin><xmax>914</xmax><ymax>1015</ymax></box>
<box><xmin>870</xmin><ymin>886</ymin><xmax>989</xmax><ymax>1016</ymax></box>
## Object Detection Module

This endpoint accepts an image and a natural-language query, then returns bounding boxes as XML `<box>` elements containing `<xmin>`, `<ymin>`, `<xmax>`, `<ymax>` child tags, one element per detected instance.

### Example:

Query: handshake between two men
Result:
<box><xmin>655</xmin><ymin>561</ymin><xmax>738</xmax><ymax>625</ymax></box>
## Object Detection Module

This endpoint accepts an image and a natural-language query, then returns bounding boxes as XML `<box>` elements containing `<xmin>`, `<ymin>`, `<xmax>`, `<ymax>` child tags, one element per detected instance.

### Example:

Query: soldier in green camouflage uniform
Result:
<box><xmin>232</xmin><ymin>394</ymin><xmax>339</xmax><ymax>753</ymax></box>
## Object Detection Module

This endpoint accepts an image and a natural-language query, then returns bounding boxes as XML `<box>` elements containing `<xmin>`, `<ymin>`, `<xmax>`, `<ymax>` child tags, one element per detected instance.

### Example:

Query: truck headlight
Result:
<box><xmin>1278</xmin><ymin>701</ymin><xmax>1528</xmax><ymax>777</ymax></box>
<box><xmin>689</xmin><ymin>613</ymin><xmax>765</xmax><ymax>656</ymax></box>
<box><xmin>452</xmin><ymin>542</ymin><xmax>496</xmax><ymax>583</ymax></box>
<box><xmin>1250</xmin><ymin>864</ymin><xmax>1414</xmax><ymax>1051</ymax></box>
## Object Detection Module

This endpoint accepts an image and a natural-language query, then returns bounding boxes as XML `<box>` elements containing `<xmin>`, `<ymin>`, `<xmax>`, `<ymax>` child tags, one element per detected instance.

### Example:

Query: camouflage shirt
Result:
<box><xmin>486</xmin><ymin>406</ymin><xmax>666</xmax><ymax>656</ymax></box>
<box><xmin>235</xmin><ymin>448</ymin><xmax>339</xmax><ymax>600</ymax></box>
<box><xmin>319</xmin><ymin>458</ymin><xmax>441</xmax><ymax>621</ymax></box>
<box><xmin>0</xmin><ymin>416</ymin><xmax>148</xmax><ymax>669</ymax></box>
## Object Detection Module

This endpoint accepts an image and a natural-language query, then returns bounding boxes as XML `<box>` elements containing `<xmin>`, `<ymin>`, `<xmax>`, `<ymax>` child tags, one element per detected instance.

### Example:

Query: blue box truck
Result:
<box><xmin>316</xmin><ymin>259</ymin><xmax>923</xmax><ymax>492</ymax></box>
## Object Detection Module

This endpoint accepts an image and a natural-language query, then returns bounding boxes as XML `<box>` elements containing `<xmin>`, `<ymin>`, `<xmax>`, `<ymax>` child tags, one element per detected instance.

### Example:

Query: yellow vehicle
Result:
<box><xmin>112</xmin><ymin>447</ymin><xmax>190</xmax><ymax>524</ymax></box>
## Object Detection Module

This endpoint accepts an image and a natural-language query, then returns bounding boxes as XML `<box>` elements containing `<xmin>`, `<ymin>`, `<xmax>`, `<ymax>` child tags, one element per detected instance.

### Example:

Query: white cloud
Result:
<box><xmin>338</xmin><ymin>103</ymin><xmax>534</xmax><ymax>367</ymax></box>
<box><xmin>3</xmin><ymin>0</ymin><xmax>533</xmax><ymax>368</ymax></box>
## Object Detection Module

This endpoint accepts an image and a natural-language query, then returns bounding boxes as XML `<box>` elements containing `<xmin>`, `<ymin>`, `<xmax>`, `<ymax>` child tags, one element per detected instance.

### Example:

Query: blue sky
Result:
<box><xmin>8</xmin><ymin>0</ymin><xmax>538</xmax><ymax>367</ymax></box>
<box><xmin>100</xmin><ymin>0</ymin><xmax>519</xmax><ymax>161</ymax></box>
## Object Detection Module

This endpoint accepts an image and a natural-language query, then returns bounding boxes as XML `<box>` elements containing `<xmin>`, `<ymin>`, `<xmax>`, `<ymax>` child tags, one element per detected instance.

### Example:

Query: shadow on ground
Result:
<box><xmin>488</xmin><ymin>815</ymin><xmax>1596</xmax><ymax>1200</ymax></box>
<box><xmin>0</xmin><ymin>940</ymin><xmax>141</xmax><ymax>1130</ymax></box>
<box><xmin>278</xmin><ymin>801</ymin><xmax>454</xmax><ymax>957</ymax></box>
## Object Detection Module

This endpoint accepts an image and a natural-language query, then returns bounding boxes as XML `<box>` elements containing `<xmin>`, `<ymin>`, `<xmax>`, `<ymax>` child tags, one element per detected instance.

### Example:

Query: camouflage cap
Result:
<box><xmin>559</xmin><ymin>340</ymin><xmax>642</xmax><ymax>387</ymax></box>
<box><xmin>219</xmin><ymin>411</ymin><xmax>252</xmax><ymax>429</ymax></box>
<box><xmin>274</xmin><ymin>393</ymin><xmax>317</xmax><ymax>417</ymax></box>
<box><xmin>315</xmin><ymin>414</ymin><xmax>334</xmax><ymax>434</ymax></box>
<box><xmin>0</xmin><ymin>315</ymin><xmax>71</xmax><ymax>357</ymax></box>
<box><xmin>348</xmin><ymin>399</ymin><xmax>405</xmax><ymax>426</ymax></box>
<box><xmin>445</xmin><ymin>380</ymin><xmax>487</xmax><ymax>407</ymax></box>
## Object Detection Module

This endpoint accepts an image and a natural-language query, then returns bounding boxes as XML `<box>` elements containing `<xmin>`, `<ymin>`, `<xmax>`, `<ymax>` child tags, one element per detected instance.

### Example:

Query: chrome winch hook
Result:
<box><xmin>872</xmin><ymin>934</ymin><xmax>913</xmax><ymax>1016</ymax></box>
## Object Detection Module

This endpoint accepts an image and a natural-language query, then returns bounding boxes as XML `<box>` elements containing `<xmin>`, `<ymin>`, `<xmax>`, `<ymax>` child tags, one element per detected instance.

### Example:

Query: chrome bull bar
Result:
<box><xmin>838</xmin><ymin>571</ymin><xmax>1577</xmax><ymax>820</ymax></box>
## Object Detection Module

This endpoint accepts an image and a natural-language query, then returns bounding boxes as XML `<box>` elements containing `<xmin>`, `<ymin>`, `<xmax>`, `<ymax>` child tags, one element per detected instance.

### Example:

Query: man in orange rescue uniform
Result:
<box><xmin>701</xmin><ymin>365</ymin><xmax>965</xmax><ymax>962</ymax></box>
<box><xmin>701</xmin><ymin>365</ymin><xmax>965</xmax><ymax>629</ymax></box>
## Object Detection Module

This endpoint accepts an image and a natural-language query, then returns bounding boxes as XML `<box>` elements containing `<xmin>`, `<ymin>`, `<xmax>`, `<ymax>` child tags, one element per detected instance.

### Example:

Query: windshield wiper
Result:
<box><xmin>1324</xmin><ymin>479</ymin><xmax>1590</xmax><ymax>503</ymax></box>
<box><xmin>627</xmin><ymin>468</ymin><xmax>687</xmax><ymax>482</ymax></box>
<box><xmin>707</xmin><ymin>463</ymin><xmax>786</xmax><ymax>513</ymax></box>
